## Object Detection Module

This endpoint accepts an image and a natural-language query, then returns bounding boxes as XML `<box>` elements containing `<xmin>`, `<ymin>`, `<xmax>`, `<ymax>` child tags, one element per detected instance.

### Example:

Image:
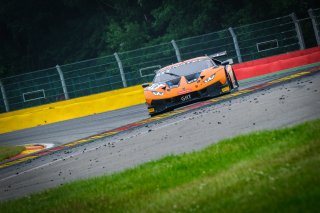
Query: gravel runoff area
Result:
<box><xmin>0</xmin><ymin>71</ymin><xmax>320</xmax><ymax>201</ymax></box>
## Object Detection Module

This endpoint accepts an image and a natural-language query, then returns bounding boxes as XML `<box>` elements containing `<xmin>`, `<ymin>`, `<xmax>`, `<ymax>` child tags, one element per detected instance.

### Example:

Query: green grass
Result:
<box><xmin>0</xmin><ymin>146</ymin><xmax>25</xmax><ymax>162</ymax></box>
<box><xmin>1</xmin><ymin>120</ymin><xmax>320</xmax><ymax>213</ymax></box>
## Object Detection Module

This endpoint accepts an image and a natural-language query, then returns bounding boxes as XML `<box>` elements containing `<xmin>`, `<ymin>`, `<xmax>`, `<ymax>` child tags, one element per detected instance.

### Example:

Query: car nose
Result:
<box><xmin>177</xmin><ymin>77</ymin><xmax>193</xmax><ymax>94</ymax></box>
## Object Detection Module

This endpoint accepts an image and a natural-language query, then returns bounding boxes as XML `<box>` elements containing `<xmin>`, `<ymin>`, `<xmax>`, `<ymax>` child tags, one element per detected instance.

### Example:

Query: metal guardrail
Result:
<box><xmin>0</xmin><ymin>9</ymin><xmax>319</xmax><ymax>113</ymax></box>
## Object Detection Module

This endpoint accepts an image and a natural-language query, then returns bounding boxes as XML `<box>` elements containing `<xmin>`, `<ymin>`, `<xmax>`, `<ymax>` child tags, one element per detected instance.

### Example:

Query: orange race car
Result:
<box><xmin>142</xmin><ymin>54</ymin><xmax>239</xmax><ymax>116</ymax></box>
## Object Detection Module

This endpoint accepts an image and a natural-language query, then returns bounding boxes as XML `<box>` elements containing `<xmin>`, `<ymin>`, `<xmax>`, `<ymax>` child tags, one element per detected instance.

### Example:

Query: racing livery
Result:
<box><xmin>142</xmin><ymin>55</ymin><xmax>239</xmax><ymax>116</ymax></box>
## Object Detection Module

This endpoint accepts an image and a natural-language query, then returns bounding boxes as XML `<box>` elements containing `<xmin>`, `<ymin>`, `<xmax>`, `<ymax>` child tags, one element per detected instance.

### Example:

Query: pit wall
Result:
<box><xmin>0</xmin><ymin>47</ymin><xmax>319</xmax><ymax>134</ymax></box>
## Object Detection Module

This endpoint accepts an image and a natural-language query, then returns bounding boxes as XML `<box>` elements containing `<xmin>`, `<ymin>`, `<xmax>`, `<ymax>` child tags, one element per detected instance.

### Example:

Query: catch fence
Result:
<box><xmin>0</xmin><ymin>9</ymin><xmax>319</xmax><ymax>113</ymax></box>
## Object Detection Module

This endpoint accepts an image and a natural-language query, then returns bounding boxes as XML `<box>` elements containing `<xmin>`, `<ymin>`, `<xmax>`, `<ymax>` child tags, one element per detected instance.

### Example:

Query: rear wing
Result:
<box><xmin>209</xmin><ymin>51</ymin><xmax>227</xmax><ymax>59</ymax></box>
<box><xmin>208</xmin><ymin>51</ymin><xmax>233</xmax><ymax>65</ymax></box>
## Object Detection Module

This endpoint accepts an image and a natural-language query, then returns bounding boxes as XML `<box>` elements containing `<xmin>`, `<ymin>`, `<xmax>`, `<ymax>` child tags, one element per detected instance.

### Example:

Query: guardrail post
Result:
<box><xmin>171</xmin><ymin>40</ymin><xmax>182</xmax><ymax>62</ymax></box>
<box><xmin>56</xmin><ymin>65</ymin><xmax>69</xmax><ymax>100</ymax></box>
<box><xmin>291</xmin><ymin>13</ymin><xmax>306</xmax><ymax>50</ymax></box>
<box><xmin>0</xmin><ymin>80</ymin><xmax>9</xmax><ymax>112</ymax></box>
<box><xmin>228</xmin><ymin>27</ymin><xmax>242</xmax><ymax>63</ymax></box>
<box><xmin>308</xmin><ymin>9</ymin><xmax>320</xmax><ymax>46</ymax></box>
<box><xmin>114</xmin><ymin>52</ymin><xmax>127</xmax><ymax>88</ymax></box>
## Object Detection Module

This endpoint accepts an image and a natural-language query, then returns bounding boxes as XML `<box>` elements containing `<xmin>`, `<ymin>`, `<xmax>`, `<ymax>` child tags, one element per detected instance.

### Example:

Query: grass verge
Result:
<box><xmin>0</xmin><ymin>146</ymin><xmax>25</xmax><ymax>162</ymax></box>
<box><xmin>1</xmin><ymin>119</ymin><xmax>320</xmax><ymax>213</ymax></box>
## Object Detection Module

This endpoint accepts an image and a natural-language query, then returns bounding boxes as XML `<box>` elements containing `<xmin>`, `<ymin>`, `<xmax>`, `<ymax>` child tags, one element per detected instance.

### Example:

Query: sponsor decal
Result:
<box><xmin>181</xmin><ymin>94</ymin><xmax>192</xmax><ymax>101</ymax></box>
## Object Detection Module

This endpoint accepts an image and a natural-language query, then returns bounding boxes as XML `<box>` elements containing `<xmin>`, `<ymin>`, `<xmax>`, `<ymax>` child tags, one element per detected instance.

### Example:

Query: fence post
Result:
<box><xmin>0</xmin><ymin>80</ymin><xmax>9</xmax><ymax>112</ymax></box>
<box><xmin>171</xmin><ymin>40</ymin><xmax>182</xmax><ymax>62</ymax></box>
<box><xmin>114</xmin><ymin>52</ymin><xmax>127</xmax><ymax>88</ymax></box>
<box><xmin>228</xmin><ymin>27</ymin><xmax>242</xmax><ymax>63</ymax></box>
<box><xmin>55</xmin><ymin>65</ymin><xmax>69</xmax><ymax>100</ymax></box>
<box><xmin>308</xmin><ymin>9</ymin><xmax>320</xmax><ymax>46</ymax></box>
<box><xmin>290</xmin><ymin>13</ymin><xmax>305</xmax><ymax>50</ymax></box>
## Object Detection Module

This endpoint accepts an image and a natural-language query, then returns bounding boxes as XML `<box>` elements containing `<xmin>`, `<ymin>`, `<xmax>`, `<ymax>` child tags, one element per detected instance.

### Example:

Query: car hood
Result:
<box><xmin>145</xmin><ymin>83</ymin><xmax>167</xmax><ymax>91</ymax></box>
<box><xmin>146</xmin><ymin>72</ymin><xmax>203</xmax><ymax>91</ymax></box>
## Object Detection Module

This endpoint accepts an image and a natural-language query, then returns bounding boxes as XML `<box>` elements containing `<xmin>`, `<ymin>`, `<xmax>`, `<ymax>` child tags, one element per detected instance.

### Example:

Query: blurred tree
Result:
<box><xmin>104</xmin><ymin>22</ymin><xmax>149</xmax><ymax>52</ymax></box>
<box><xmin>0</xmin><ymin>0</ymin><xmax>319</xmax><ymax>77</ymax></box>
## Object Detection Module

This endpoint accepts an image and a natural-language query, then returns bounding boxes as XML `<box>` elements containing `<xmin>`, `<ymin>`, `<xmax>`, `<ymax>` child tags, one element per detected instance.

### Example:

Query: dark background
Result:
<box><xmin>0</xmin><ymin>0</ymin><xmax>319</xmax><ymax>77</ymax></box>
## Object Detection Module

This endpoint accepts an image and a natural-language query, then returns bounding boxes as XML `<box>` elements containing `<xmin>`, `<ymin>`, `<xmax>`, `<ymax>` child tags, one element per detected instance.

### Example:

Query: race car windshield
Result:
<box><xmin>153</xmin><ymin>72</ymin><xmax>181</xmax><ymax>83</ymax></box>
<box><xmin>153</xmin><ymin>59</ymin><xmax>213</xmax><ymax>83</ymax></box>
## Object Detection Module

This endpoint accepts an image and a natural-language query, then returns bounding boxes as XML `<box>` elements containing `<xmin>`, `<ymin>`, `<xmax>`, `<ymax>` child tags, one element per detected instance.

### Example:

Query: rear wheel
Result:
<box><xmin>226</xmin><ymin>71</ymin><xmax>233</xmax><ymax>90</ymax></box>
<box><xmin>232</xmin><ymin>70</ymin><xmax>239</xmax><ymax>88</ymax></box>
<box><xmin>226</xmin><ymin>69</ymin><xmax>239</xmax><ymax>90</ymax></box>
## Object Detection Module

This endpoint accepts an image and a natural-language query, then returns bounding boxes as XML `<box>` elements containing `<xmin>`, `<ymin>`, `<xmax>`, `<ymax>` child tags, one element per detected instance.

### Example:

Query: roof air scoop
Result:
<box><xmin>166</xmin><ymin>78</ymin><xmax>180</xmax><ymax>88</ymax></box>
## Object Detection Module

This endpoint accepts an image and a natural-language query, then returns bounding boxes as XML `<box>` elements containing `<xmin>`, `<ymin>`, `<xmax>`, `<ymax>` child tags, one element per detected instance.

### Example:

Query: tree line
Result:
<box><xmin>0</xmin><ymin>0</ymin><xmax>319</xmax><ymax>77</ymax></box>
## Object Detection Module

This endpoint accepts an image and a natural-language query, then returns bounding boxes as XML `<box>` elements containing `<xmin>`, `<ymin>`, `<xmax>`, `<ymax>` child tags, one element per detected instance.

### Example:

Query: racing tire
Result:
<box><xmin>226</xmin><ymin>70</ymin><xmax>239</xmax><ymax>90</ymax></box>
<box><xmin>233</xmin><ymin>70</ymin><xmax>239</xmax><ymax>88</ymax></box>
<box><xmin>225</xmin><ymin>71</ymin><xmax>234</xmax><ymax>90</ymax></box>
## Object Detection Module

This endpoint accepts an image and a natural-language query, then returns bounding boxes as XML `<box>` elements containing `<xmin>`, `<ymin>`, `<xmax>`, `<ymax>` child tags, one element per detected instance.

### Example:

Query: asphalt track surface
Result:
<box><xmin>0</xmin><ymin>68</ymin><xmax>320</xmax><ymax>201</ymax></box>
<box><xmin>0</xmin><ymin>66</ymin><xmax>314</xmax><ymax>147</ymax></box>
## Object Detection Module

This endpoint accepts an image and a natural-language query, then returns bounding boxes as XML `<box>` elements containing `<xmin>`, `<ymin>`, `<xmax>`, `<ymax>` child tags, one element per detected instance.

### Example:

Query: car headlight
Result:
<box><xmin>204</xmin><ymin>74</ymin><xmax>215</xmax><ymax>83</ymax></box>
<box><xmin>152</xmin><ymin>91</ymin><xmax>164</xmax><ymax>96</ymax></box>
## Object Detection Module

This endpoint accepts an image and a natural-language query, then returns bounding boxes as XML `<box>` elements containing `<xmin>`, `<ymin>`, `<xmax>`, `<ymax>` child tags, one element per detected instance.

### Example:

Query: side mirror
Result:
<box><xmin>221</xmin><ymin>59</ymin><xmax>234</xmax><ymax>65</ymax></box>
<box><xmin>141</xmin><ymin>83</ymin><xmax>149</xmax><ymax>88</ymax></box>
